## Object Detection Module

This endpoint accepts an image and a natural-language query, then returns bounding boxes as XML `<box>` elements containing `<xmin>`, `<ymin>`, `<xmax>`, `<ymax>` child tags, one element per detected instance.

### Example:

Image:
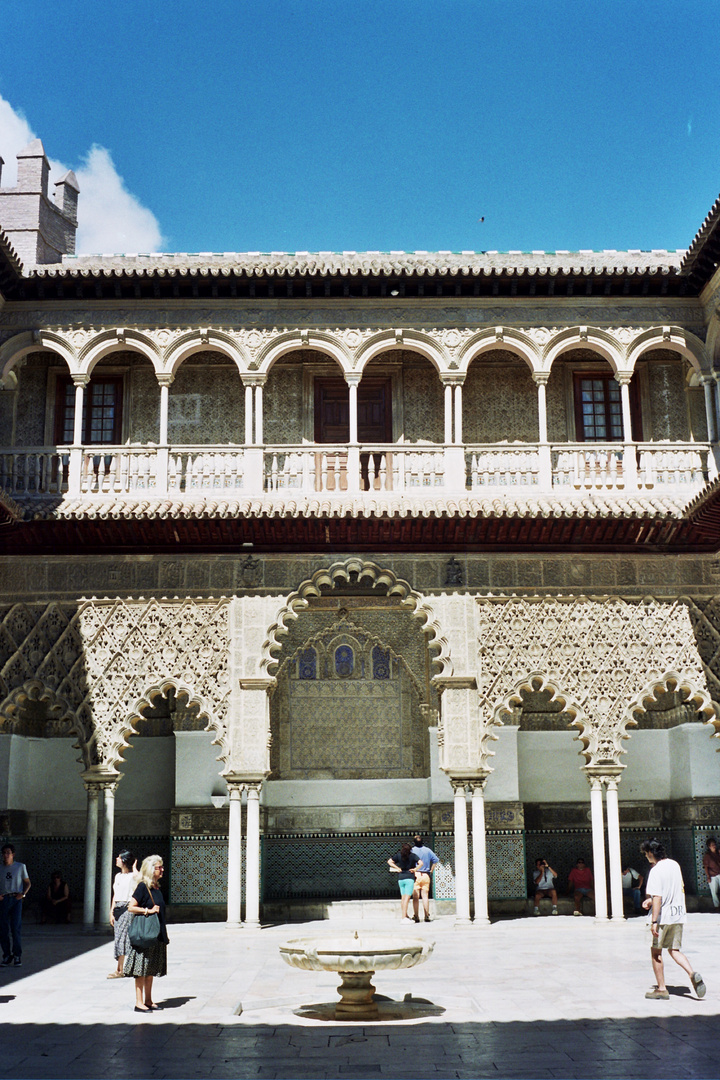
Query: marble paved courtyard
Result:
<box><xmin>0</xmin><ymin>913</ymin><xmax>718</xmax><ymax>1080</ymax></box>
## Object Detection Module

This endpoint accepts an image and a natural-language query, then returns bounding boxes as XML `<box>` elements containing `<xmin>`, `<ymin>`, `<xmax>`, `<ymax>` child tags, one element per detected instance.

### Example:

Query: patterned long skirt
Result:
<box><xmin>113</xmin><ymin>905</ymin><xmax>132</xmax><ymax>960</ymax></box>
<box><xmin>123</xmin><ymin>939</ymin><xmax>167</xmax><ymax>978</ymax></box>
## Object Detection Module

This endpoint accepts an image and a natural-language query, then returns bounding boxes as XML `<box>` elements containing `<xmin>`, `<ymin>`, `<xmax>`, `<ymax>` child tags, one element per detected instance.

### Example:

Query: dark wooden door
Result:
<box><xmin>314</xmin><ymin>378</ymin><xmax>392</xmax><ymax>443</ymax></box>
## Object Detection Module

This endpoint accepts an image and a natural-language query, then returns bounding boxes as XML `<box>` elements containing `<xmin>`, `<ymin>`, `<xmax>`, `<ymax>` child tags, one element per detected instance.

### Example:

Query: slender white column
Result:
<box><xmin>348</xmin><ymin>379</ymin><xmax>359</xmax><ymax>444</ymax></box>
<box><xmin>72</xmin><ymin>380</ymin><xmax>86</xmax><ymax>445</ymax></box>
<box><xmin>618</xmin><ymin>376</ymin><xmax>633</xmax><ymax>441</ymax></box>
<box><xmin>244</xmin><ymin>383</ymin><xmax>254</xmax><ymax>445</ymax></box>
<box><xmin>68</xmin><ymin>378</ymin><xmax>87</xmax><ymax>497</ymax></box>
<box><xmin>226</xmin><ymin>783</ymin><xmax>244</xmax><ymax>927</ymax></box>
<box><xmin>701</xmin><ymin>377</ymin><xmax>717</xmax><ymax>443</ymax></box>
<box><xmin>444</xmin><ymin>383</ymin><xmax>453</xmax><ymax>444</ymax></box>
<box><xmin>82</xmin><ymin>784</ymin><xmax>100</xmax><ymax>926</ymax></box>
<box><xmin>99</xmin><ymin>783</ymin><xmax>117</xmax><ymax>929</ymax></box>
<box><xmin>589</xmin><ymin>778</ymin><xmax>608</xmax><ymax>920</ymax></box>
<box><xmin>535</xmin><ymin>377</ymin><xmax>548</xmax><ymax>443</ymax></box>
<box><xmin>245</xmin><ymin>783</ymin><xmax>261</xmax><ymax>926</ymax></box>
<box><xmin>159</xmin><ymin>382</ymin><xmax>170</xmax><ymax>444</ymax></box>
<box><xmin>254</xmin><ymin>385</ymin><xmax>264</xmax><ymax>445</ymax></box>
<box><xmin>470</xmin><ymin>781</ymin><xmax>490</xmax><ymax>925</ymax></box>
<box><xmin>452</xmin><ymin>781</ymin><xmax>471</xmax><ymax>924</ymax></box>
<box><xmin>453</xmin><ymin>383</ymin><xmax>463</xmax><ymax>444</ymax></box>
<box><xmin>617</xmin><ymin>375</ymin><xmax>637</xmax><ymax>488</ymax></box>
<box><xmin>605</xmin><ymin>779</ymin><xmax>624</xmax><ymax>921</ymax></box>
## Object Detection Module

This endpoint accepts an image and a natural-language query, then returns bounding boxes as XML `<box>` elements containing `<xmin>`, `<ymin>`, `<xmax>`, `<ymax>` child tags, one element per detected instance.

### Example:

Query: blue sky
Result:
<box><xmin>2</xmin><ymin>0</ymin><xmax>719</xmax><ymax>255</ymax></box>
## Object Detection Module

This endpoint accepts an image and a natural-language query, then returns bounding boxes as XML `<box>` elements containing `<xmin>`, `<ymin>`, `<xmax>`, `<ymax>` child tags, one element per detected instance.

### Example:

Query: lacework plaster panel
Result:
<box><xmin>399</xmin><ymin>361</ymin><xmax>444</xmax><ymax>444</ymax></box>
<box><xmin>0</xmin><ymin>600</ymin><xmax>232</xmax><ymax>771</ymax></box>
<box><xmin>474</xmin><ymin>597</ymin><xmax>713</xmax><ymax>768</ymax></box>
<box><xmin>646</xmin><ymin>361</ymin><xmax>691</xmax><ymax>441</ymax></box>
<box><xmin>463</xmin><ymin>357</ymin><xmax>537</xmax><ymax>444</ymax></box>
<box><xmin>264</xmin><ymin>364</ymin><xmax>304</xmax><ymax>445</ymax></box>
<box><xmin>167</xmin><ymin>363</ymin><xmax>244</xmax><ymax>445</ymax></box>
<box><xmin>15</xmin><ymin>354</ymin><xmax>52</xmax><ymax>446</ymax></box>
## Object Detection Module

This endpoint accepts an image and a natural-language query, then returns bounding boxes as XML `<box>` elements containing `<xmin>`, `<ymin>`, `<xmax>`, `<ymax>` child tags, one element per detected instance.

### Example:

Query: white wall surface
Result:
<box><xmin>517</xmin><ymin>731</ymin><xmax>589</xmax><ymax>802</ymax></box>
<box><xmin>669</xmin><ymin>724</ymin><xmax>720</xmax><ymax>799</ymax></box>
<box><xmin>0</xmin><ymin>735</ymin><xmax>11</xmax><ymax>806</ymax></box>
<box><xmin>485</xmin><ymin>725</ymin><xmax>520</xmax><ymax>801</ymax></box>
<box><xmin>115</xmin><ymin>737</ymin><xmax>175</xmax><ymax>811</ymax></box>
<box><xmin>6</xmin><ymin>737</ymin><xmax>86</xmax><ymax>812</ymax></box>
<box><xmin>622</xmin><ymin>730</ymin><xmax>671</xmax><ymax>799</ymax></box>
<box><xmin>174</xmin><ymin>731</ymin><xmax>227</xmax><ymax>806</ymax></box>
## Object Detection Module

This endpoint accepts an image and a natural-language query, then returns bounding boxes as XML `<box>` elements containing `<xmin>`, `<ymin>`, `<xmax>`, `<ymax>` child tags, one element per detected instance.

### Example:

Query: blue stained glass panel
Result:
<box><xmin>335</xmin><ymin>645</ymin><xmax>354</xmax><ymax>677</ymax></box>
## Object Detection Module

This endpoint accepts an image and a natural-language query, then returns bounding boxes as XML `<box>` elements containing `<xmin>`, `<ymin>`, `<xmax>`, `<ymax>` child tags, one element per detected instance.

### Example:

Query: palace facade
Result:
<box><xmin>0</xmin><ymin>138</ymin><xmax>719</xmax><ymax>924</ymax></box>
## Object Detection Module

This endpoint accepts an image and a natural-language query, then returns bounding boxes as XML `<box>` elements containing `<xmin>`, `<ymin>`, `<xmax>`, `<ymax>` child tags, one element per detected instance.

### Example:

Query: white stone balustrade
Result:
<box><xmin>0</xmin><ymin>449</ymin><xmax>69</xmax><ymax>495</ymax></box>
<box><xmin>467</xmin><ymin>445</ymin><xmax>541</xmax><ymax>489</ymax></box>
<box><xmin>0</xmin><ymin>440</ymin><xmax>713</xmax><ymax>501</ymax></box>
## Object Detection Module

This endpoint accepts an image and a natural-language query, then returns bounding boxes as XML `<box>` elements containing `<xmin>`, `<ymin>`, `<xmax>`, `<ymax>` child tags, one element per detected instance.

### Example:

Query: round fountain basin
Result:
<box><xmin>279</xmin><ymin>933</ymin><xmax>433</xmax><ymax>974</ymax></box>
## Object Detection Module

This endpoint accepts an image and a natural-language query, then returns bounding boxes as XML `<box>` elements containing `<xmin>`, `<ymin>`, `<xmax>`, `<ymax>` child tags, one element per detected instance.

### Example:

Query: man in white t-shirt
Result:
<box><xmin>640</xmin><ymin>838</ymin><xmax>706</xmax><ymax>1001</ymax></box>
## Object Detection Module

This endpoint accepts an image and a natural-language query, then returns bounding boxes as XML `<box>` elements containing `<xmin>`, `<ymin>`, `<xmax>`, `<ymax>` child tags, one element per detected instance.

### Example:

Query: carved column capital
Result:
<box><xmin>450</xmin><ymin>779</ymin><xmax>467</xmax><ymax>796</ymax></box>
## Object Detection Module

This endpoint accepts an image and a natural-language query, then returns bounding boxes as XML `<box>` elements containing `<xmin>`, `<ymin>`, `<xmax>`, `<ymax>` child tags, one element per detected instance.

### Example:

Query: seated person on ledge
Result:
<box><xmin>533</xmin><ymin>857</ymin><xmax>558</xmax><ymax>915</ymax></box>
<box><xmin>568</xmin><ymin>857</ymin><xmax>594</xmax><ymax>916</ymax></box>
<box><xmin>41</xmin><ymin>871</ymin><xmax>71</xmax><ymax>924</ymax></box>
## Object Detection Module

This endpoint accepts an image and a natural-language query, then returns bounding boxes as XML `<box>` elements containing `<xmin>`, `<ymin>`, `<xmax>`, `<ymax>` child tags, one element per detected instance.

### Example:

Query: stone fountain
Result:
<box><xmin>279</xmin><ymin>930</ymin><xmax>434</xmax><ymax>1020</ymax></box>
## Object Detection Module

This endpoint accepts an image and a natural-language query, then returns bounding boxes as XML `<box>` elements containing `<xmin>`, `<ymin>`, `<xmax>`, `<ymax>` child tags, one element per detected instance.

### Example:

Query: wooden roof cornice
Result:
<box><xmin>680</xmin><ymin>192</ymin><xmax>720</xmax><ymax>292</ymax></box>
<box><xmin>8</xmin><ymin>248</ymin><xmax>695</xmax><ymax>303</ymax></box>
<box><xmin>0</xmin><ymin>490</ymin><xmax>716</xmax><ymax>555</ymax></box>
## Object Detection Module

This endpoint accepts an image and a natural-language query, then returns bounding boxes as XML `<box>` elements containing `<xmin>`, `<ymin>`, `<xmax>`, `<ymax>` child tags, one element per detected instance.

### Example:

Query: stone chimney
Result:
<box><xmin>0</xmin><ymin>139</ymin><xmax>79</xmax><ymax>265</ymax></box>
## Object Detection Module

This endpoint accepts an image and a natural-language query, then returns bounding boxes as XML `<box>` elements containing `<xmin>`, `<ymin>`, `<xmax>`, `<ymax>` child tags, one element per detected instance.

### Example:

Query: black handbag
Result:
<box><xmin>128</xmin><ymin>887</ymin><xmax>161</xmax><ymax>950</ymax></box>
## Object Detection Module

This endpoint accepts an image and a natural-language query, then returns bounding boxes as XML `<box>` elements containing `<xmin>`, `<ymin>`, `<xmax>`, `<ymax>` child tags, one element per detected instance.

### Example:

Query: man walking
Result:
<box><xmin>640</xmin><ymin>838</ymin><xmax>705</xmax><ymax>1000</ymax></box>
<box><xmin>0</xmin><ymin>844</ymin><xmax>31</xmax><ymax>967</ymax></box>
<box><xmin>411</xmin><ymin>834</ymin><xmax>439</xmax><ymax>923</ymax></box>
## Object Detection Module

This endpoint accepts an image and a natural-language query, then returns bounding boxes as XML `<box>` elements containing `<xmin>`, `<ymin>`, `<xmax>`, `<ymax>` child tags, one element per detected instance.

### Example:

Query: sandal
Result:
<box><xmin>107</xmin><ymin>971</ymin><xmax>124</xmax><ymax>979</ymax></box>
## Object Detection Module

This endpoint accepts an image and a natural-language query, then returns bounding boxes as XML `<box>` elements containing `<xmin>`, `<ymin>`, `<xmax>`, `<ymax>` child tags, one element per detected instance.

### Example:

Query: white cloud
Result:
<box><xmin>0</xmin><ymin>94</ymin><xmax>164</xmax><ymax>255</ymax></box>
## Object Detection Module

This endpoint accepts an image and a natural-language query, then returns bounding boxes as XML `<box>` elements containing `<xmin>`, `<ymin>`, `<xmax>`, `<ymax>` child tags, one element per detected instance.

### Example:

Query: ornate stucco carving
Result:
<box><xmin>0</xmin><ymin>598</ymin><xmax>232</xmax><ymax>771</ymax></box>
<box><xmin>0</xmin><ymin>320</ymin><xmax>711</xmax><ymax>382</ymax></box>
<box><xmin>474</xmin><ymin>596</ymin><xmax>718</xmax><ymax>767</ymax></box>
<box><xmin>260</xmin><ymin>558</ymin><xmax>453</xmax><ymax>678</ymax></box>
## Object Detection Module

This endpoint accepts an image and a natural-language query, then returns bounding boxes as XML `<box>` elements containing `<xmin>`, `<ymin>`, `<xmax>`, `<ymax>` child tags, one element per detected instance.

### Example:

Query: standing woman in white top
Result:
<box><xmin>108</xmin><ymin>850</ymin><xmax>137</xmax><ymax>978</ymax></box>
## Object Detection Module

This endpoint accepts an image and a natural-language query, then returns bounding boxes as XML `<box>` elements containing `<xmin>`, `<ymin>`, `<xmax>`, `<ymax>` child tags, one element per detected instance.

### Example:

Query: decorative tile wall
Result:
<box><xmin>171</xmin><ymin>837</ymin><xmax>236</xmax><ymax>904</ymax></box>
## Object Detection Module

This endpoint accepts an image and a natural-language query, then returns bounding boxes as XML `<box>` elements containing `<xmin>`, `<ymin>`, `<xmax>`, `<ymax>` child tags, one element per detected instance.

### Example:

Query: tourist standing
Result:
<box><xmin>640</xmin><ymin>837</ymin><xmax>706</xmax><ymax>1000</ymax></box>
<box><xmin>411</xmin><ymin>834</ymin><xmax>439</xmax><ymax>923</ymax></box>
<box><xmin>388</xmin><ymin>843</ymin><xmax>419</xmax><ymax>922</ymax></box>
<box><xmin>125</xmin><ymin>855</ymin><xmax>168</xmax><ymax>1012</ymax></box>
<box><xmin>0</xmin><ymin>844</ymin><xmax>31</xmax><ymax>967</ymax></box>
<box><xmin>108</xmin><ymin>850</ymin><xmax>138</xmax><ymax>978</ymax></box>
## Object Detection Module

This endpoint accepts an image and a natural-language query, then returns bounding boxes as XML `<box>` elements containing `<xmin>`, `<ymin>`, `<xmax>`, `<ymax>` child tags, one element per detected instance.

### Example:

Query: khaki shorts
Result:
<box><xmin>414</xmin><ymin>873</ymin><xmax>431</xmax><ymax>891</ymax></box>
<box><xmin>652</xmin><ymin>923</ymin><xmax>683</xmax><ymax>950</ymax></box>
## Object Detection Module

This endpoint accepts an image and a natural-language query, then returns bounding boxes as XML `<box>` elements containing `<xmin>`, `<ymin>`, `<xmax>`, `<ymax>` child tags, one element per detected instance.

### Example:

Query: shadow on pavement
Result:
<box><xmin>0</xmin><ymin>1016</ymin><xmax>717</xmax><ymax>1079</ymax></box>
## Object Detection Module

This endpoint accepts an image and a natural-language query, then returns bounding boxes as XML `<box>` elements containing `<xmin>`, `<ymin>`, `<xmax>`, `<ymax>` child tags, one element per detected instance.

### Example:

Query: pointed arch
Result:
<box><xmin>260</xmin><ymin>557</ymin><xmax>453</xmax><ymax>677</ymax></box>
<box><xmin>626</xmin><ymin>670</ymin><xmax>718</xmax><ymax>740</ymax></box>
<box><xmin>492</xmin><ymin>670</ymin><xmax>590</xmax><ymax>760</ymax></box>
<box><xmin>100</xmin><ymin>676</ymin><xmax>230</xmax><ymax>774</ymax></box>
